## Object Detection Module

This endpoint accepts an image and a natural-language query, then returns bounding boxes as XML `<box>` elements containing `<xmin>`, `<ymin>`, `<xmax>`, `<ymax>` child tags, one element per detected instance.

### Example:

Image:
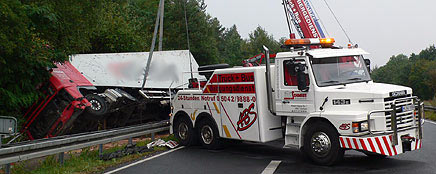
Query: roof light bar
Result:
<box><xmin>284</xmin><ymin>38</ymin><xmax>335</xmax><ymax>48</ymax></box>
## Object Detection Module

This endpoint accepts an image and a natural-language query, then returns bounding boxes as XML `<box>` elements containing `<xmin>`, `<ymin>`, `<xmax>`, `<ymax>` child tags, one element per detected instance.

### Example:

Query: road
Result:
<box><xmin>105</xmin><ymin>121</ymin><xmax>436</xmax><ymax>174</ymax></box>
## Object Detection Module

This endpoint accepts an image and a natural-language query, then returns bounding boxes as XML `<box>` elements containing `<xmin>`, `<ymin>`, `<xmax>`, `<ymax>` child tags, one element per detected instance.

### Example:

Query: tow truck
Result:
<box><xmin>169</xmin><ymin>0</ymin><xmax>424</xmax><ymax>165</ymax></box>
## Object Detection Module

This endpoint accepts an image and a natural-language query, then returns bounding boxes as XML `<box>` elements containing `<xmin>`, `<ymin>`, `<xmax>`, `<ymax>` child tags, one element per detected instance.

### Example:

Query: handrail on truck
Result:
<box><xmin>366</xmin><ymin>96</ymin><xmax>423</xmax><ymax>145</ymax></box>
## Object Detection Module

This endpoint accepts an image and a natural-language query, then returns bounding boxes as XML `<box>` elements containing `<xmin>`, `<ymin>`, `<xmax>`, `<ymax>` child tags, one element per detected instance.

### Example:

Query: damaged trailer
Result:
<box><xmin>22</xmin><ymin>50</ymin><xmax>204</xmax><ymax>140</ymax></box>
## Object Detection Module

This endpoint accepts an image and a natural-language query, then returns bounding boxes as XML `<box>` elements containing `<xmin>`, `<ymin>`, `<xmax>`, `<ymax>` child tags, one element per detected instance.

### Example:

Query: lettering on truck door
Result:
<box><xmin>277</xmin><ymin>58</ymin><xmax>315</xmax><ymax>115</ymax></box>
<box><xmin>203</xmin><ymin>72</ymin><xmax>260</xmax><ymax>141</ymax></box>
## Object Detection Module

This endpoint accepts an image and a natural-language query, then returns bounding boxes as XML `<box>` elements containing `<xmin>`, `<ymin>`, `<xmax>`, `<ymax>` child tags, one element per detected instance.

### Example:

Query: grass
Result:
<box><xmin>425</xmin><ymin>111</ymin><xmax>436</xmax><ymax>121</ymax></box>
<box><xmin>8</xmin><ymin>135</ymin><xmax>177</xmax><ymax>174</ymax></box>
<box><xmin>424</xmin><ymin>97</ymin><xmax>436</xmax><ymax>121</ymax></box>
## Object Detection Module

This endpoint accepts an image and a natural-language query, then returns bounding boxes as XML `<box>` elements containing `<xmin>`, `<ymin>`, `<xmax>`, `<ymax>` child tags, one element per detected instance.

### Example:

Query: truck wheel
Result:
<box><xmin>85</xmin><ymin>94</ymin><xmax>108</xmax><ymax>116</ymax></box>
<box><xmin>174</xmin><ymin>116</ymin><xmax>196</xmax><ymax>146</ymax></box>
<box><xmin>197</xmin><ymin>118</ymin><xmax>222</xmax><ymax>149</ymax></box>
<box><xmin>303</xmin><ymin>122</ymin><xmax>344</xmax><ymax>166</ymax></box>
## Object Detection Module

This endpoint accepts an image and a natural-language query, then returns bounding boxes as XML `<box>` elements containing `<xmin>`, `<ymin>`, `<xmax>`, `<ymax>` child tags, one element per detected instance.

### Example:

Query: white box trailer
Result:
<box><xmin>170</xmin><ymin>41</ymin><xmax>424</xmax><ymax>165</ymax></box>
<box><xmin>70</xmin><ymin>50</ymin><xmax>204</xmax><ymax>89</ymax></box>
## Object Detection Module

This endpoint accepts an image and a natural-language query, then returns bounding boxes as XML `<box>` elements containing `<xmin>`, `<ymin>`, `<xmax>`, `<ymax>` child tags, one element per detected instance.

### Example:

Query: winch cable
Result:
<box><xmin>183</xmin><ymin>0</ymin><xmax>194</xmax><ymax>80</ymax></box>
<box><xmin>322</xmin><ymin>0</ymin><xmax>353</xmax><ymax>45</ymax></box>
<box><xmin>307</xmin><ymin>0</ymin><xmax>330</xmax><ymax>37</ymax></box>
<box><xmin>141</xmin><ymin>0</ymin><xmax>164</xmax><ymax>90</ymax></box>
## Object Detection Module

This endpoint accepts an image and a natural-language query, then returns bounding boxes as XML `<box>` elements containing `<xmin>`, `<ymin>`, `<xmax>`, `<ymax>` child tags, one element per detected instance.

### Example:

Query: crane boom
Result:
<box><xmin>283</xmin><ymin>0</ymin><xmax>325</xmax><ymax>38</ymax></box>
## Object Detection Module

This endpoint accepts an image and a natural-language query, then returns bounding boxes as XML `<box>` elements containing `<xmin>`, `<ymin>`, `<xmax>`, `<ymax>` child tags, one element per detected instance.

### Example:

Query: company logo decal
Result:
<box><xmin>284</xmin><ymin>91</ymin><xmax>307</xmax><ymax>100</ymax></box>
<box><xmin>390</xmin><ymin>90</ymin><xmax>407</xmax><ymax>97</ymax></box>
<box><xmin>237</xmin><ymin>103</ymin><xmax>257</xmax><ymax>131</ymax></box>
<box><xmin>339</xmin><ymin>123</ymin><xmax>350</xmax><ymax>130</ymax></box>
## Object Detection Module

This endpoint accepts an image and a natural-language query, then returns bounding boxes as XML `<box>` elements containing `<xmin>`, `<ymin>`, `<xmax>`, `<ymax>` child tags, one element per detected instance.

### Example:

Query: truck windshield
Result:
<box><xmin>310</xmin><ymin>55</ymin><xmax>371</xmax><ymax>87</ymax></box>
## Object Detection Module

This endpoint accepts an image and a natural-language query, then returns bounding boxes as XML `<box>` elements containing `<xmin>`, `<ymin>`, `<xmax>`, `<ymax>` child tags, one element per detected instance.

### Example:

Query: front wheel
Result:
<box><xmin>303</xmin><ymin>122</ymin><xmax>344</xmax><ymax>166</ymax></box>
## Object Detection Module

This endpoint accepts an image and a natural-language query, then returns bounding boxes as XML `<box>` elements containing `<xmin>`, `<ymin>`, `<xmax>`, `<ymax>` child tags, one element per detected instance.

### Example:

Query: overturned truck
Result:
<box><xmin>22</xmin><ymin>50</ymin><xmax>204</xmax><ymax>140</ymax></box>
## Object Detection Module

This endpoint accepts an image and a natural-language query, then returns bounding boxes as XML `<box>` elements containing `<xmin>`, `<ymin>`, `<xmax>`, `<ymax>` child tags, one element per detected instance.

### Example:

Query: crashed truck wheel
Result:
<box><xmin>198</xmin><ymin>117</ymin><xmax>222</xmax><ymax>149</ymax></box>
<box><xmin>174</xmin><ymin>116</ymin><xmax>196</xmax><ymax>146</ymax></box>
<box><xmin>85</xmin><ymin>94</ymin><xmax>108</xmax><ymax>116</ymax></box>
<box><xmin>303</xmin><ymin>121</ymin><xmax>344</xmax><ymax>166</ymax></box>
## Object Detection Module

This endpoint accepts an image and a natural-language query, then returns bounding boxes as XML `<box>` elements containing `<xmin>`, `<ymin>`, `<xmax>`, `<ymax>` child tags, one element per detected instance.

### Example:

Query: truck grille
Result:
<box><xmin>384</xmin><ymin>95</ymin><xmax>414</xmax><ymax>130</ymax></box>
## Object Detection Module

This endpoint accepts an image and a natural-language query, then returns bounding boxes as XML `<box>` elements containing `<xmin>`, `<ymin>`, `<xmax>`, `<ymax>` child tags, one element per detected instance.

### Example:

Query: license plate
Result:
<box><xmin>402</xmin><ymin>105</ymin><xmax>414</xmax><ymax>112</ymax></box>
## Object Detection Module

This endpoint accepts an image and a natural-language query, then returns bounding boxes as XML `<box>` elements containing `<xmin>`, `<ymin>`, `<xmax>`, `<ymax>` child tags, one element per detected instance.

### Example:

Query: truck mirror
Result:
<box><xmin>296</xmin><ymin>64</ymin><xmax>309</xmax><ymax>91</ymax></box>
<box><xmin>364</xmin><ymin>59</ymin><xmax>371</xmax><ymax>72</ymax></box>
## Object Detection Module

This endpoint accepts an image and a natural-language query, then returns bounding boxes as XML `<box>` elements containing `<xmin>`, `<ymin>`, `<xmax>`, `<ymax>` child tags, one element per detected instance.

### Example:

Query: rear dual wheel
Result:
<box><xmin>174</xmin><ymin>116</ymin><xmax>197</xmax><ymax>146</ymax></box>
<box><xmin>197</xmin><ymin>118</ymin><xmax>222</xmax><ymax>149</ymax></box>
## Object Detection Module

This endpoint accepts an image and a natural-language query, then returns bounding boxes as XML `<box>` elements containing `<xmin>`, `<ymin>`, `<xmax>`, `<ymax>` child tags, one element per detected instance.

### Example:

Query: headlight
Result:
<box><xmin>352</xmin><ymin>121</ymin><xmax>368</xmax><ymax>133</ymax></box>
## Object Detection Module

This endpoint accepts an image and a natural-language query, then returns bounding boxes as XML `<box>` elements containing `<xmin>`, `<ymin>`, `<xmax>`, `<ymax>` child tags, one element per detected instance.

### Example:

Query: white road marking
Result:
<box><xmin>425</xmin><ymin>119</ymin><xmax>436</xmax><ymax>125</ymax></box>
<box><xmin>261</xmin><ymin>160</ymin><xmax>282</xmax><ymax>174</ymax></box>
<box><xmin>104</xmin><ymin>146</ymin><xmax>185</xmax><ymax>174</ymax></box>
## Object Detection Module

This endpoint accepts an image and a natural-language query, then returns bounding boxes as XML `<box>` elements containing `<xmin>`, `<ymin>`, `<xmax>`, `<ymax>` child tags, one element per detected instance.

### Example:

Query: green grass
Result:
<box><xmin>9</xmin><ymin>135</ymin><xmax>177</xmax><ymax>174</ymax></box>
<box><xmin>426</xmin><ymin>111</ymin><xmax>436</xmax><ymax>121</ymax></box>
<box><xmin>424</xmin><ymin>97</ymin><xmax>436</xmax><ymax>121</ymax></box>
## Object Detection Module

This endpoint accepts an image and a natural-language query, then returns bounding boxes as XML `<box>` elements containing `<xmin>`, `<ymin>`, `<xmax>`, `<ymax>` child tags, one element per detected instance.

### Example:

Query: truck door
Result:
<box><xmin>276</xmin><ymin>58</ymin><xmax>315</xmax><ymax>116</ymax></box>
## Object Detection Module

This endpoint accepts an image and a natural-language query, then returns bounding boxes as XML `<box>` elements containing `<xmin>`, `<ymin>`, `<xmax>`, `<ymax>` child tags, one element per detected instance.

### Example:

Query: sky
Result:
<box><xmin>204</xmin><ymin>0</ymin><xmax>436</xmax><ymax>67</ymax></box>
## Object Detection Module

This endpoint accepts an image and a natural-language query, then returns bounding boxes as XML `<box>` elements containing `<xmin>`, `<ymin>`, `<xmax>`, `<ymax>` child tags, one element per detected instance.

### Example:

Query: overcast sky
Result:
<box><xmin>204</xmin><ymin>0</ymin><xmax>436</xmax><ymax>67</ymax></box>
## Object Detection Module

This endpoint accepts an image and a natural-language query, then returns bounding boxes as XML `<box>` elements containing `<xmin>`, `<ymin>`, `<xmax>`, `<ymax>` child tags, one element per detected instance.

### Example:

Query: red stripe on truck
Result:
<box><xmin>203</xmin><ymin>84</ymin><xmax>255</xmax><ymax>94</ymax></box>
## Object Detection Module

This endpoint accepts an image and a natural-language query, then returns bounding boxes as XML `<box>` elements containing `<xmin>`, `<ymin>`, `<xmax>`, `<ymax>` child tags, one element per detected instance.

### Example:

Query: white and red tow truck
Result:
<box><xmin>170</xmin><ymin>38</ymin><xmax>424</xmax><ymax>165</ymax></box>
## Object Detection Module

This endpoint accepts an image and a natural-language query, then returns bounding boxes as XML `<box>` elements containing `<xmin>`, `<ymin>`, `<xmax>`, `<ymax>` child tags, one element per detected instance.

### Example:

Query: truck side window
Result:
<box><xmin>283</xmin><ymin>60</ymin><xmax>309</xmax><ymax>86</ymax></box>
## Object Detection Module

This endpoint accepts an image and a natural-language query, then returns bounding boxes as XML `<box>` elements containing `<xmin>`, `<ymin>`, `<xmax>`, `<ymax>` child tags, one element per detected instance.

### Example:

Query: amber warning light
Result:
<box><xmin>284</xmin><ymin>38</ymin><xmax>335</xmax><ymax>48</ymax></box>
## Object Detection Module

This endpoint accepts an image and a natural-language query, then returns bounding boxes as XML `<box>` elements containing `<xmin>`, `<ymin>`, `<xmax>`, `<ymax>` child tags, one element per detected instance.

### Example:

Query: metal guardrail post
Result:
<box><xmin>4</xmin><ymin>163</ymin><xmax>10</xmax><ymax>174</ymax></box>
<box><xmin>151</xmin><ymin>133</ymin><xmax>155</xmax><ymax>141</ymax></box>
<box><xmin>391</xmin><ymin>103</ymin><xmax>398</xmax><ymax>145</ymax></box>
<box><xmin>99</xmin><ymin>144</ymin><xmax>103</xmax><ymax>157</ymax></box>
<box><xmin>128</xmin><ymin>137</ymin><xmax>133</xmax><ymax>145</ymax></box>
<box><xmin>58</xmin><ymin>152</ymin><xmax>64</xmax><ymax>165</ymax></box>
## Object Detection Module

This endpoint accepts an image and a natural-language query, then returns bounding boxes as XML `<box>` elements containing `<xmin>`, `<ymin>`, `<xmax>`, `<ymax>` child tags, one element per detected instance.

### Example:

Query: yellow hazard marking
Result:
<box><xmin>205</xmin><ymin>87</ymin><xmax>211</xmax><ymax>93</ymax></box>
<box><xmin>222</xmin><ymin>125</ymin><xmax>231</xmax><ymax>138</ymax></box>
<box><xmin>213</xmin><ymin>102</ymin><xmax>220</xmax><ymax>114</ymax></box>
<box><xmin>190</xmin><ymin>110</ymin><xmax>198</xmax><ymax>121</ymax></box>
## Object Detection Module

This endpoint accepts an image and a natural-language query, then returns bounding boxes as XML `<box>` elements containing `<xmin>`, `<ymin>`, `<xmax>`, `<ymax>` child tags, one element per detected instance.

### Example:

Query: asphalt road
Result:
<box><xmin>105</xmin><ymin>121</ymin><xmax>436</xmax><ymax>174</ymax></box>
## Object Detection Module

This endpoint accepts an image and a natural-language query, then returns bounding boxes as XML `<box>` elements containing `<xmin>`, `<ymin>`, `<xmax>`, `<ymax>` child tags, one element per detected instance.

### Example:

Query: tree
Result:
<box><xmin>220</xmin><ymin>25</ymin><xmax>244</xmax><ymax>66</ymax></box>
<box><xmin>408</xmin><ymin>60</ymin><xmax>436</xmax><ymax>100</ymax></box>
<box><xmin>0</xmin><ymin>0</ymin><xmax>61</xmax><ymax>115</ymax></box>
<box><xmin>245</xmin><ymin>26</ymin><xmax>281</xmax><ymax>56</ymax></box>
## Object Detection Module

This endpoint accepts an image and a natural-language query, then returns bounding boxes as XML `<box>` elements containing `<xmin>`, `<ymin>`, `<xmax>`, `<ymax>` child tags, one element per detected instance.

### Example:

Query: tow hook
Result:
<box><xmin>401</xmin><ymin>135</ymin><xmax>415</xmax><ymax>152</ymax></box>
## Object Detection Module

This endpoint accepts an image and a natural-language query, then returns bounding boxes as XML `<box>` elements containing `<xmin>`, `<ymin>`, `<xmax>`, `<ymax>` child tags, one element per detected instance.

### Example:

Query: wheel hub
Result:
<box><xmin>178</xmin><ymin>123</ymin><xmax>189</xmax><ymax>140</ymax></box>
<box><xmin>90</xmin><ymin>100</ymin><xmax>102</xmax><ymax>111</ymax></box>
<box><xmin>201</xmin><ymin>125</ymin><xmax>213</xmax><ymax>145</ymax></box>
<box><xmin>310</xmin><ymin>132</ymin><xmax>331</xmax><ymax>157</ymax></box>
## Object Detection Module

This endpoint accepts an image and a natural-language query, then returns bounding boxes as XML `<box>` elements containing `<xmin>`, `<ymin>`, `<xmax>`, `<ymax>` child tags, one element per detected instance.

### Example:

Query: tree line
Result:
<box><xmin>2</xmin><ymin>0</ymin><xmax>434</xmax><ymax>118</ymax></box>
<box><xmin>371</xmin><ymin>45</ymin><xmax>436</xmax><ymax>100</ymax></box>
<box><xmin>0</xmin><ymin>0</ymin><xmax>282</xmax><ymax>116</ymax></box>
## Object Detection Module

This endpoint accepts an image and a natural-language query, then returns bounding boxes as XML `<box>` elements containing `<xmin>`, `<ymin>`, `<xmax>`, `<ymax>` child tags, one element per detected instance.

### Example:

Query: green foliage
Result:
<box><xmin>0</xmin><ymin>0</ymin><xmax>287</xmax><ymax>119</ymax></box>
<box><xmin>371</xmin><ymin>45</ymin><xmax>436</xmax><ymax>100</ymax></box>
<box><xmin>0</xmin><ymin>0</ymin><xmax>62</xmax><ymax>116</ymax></box>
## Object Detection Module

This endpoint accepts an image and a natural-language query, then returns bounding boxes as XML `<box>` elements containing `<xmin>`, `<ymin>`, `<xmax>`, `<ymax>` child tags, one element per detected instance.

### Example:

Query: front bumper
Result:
<box><xmin>340</xmin><ymin>96</ymin><xmax>424</xmax><ymax>156</ymax></box>
<box><xmin>340</xmin><ymin>128</ymin><xmax>422</xmax><ymax>156</ymax></box>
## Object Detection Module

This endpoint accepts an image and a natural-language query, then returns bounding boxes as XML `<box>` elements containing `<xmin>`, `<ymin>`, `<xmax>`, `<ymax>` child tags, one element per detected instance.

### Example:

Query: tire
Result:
<box><xmin>173</xmin><ymin>116</ymin><xmax>197</xmax><ymax>146</ymax></box>
<box><xmin>303</xmin><ymin>121</ymin><xmax>344</xmax><ymax>166</ymax></box>
<box><xmin>363</xmin><ymin>151</ymin><xmax>387</xmax><ymax>159</ymax></box>
<box><xmin>197</xmin><ymin>117</ymin><xmax>222</xmax><ymax>149</ymax></box>
<box><xmin>85</xmin><ymin>94</ymin><xmax>108</xmax><ymax>116</ymax></box>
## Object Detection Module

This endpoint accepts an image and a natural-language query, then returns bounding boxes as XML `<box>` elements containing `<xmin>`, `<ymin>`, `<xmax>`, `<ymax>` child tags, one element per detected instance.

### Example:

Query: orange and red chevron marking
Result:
<box><xmin>339</xmin><ymin>135</ymin><xmax>422</xmax><ymax>156</ymax></box>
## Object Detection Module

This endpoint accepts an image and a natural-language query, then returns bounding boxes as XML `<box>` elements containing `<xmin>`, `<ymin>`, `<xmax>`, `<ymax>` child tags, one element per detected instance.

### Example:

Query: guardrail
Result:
<box><xmin>424</xmin><ymin>105</ymin><xmax>436</xmax><ymax>111</ymax></box>
<box><xmin>0</xmin><ymin>120</ymin><xmax>170</xmax><ymax>174</ymax></box>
